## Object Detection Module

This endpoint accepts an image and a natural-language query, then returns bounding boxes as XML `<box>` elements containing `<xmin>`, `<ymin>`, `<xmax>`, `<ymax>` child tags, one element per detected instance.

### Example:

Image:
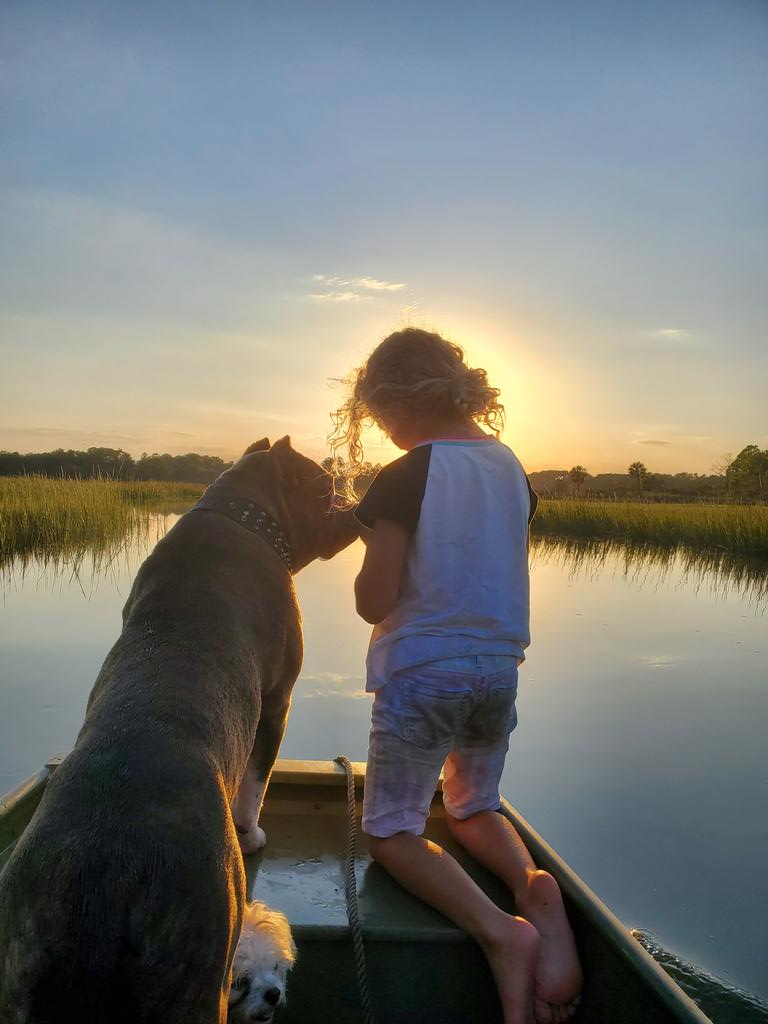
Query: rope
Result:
<box><xmin>334</xmin><ymin>755</ymin><xmax>375</xmax><ymax>1024</ymax></box>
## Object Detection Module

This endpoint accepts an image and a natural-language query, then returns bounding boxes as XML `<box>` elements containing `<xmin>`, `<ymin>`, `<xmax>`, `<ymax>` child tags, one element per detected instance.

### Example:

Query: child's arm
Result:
<box><xmin>354</xmin><ymin>518</ymin><xmax>409</xmax><ymax>624</ymax></box>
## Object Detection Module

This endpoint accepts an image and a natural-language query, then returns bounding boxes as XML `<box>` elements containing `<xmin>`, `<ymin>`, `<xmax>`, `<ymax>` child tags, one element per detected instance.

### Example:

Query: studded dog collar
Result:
<box><xmin>190</xmin><ymin>491</ymin><xmax>293</xmax><ymax>571</ymax></box>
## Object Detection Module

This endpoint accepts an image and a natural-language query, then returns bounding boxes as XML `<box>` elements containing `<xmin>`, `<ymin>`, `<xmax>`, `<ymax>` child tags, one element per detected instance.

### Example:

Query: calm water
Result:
<box><xmin>1</xmin><ymin>517</ymin><xmax>766</xmax><ymax>1019</ymax></box>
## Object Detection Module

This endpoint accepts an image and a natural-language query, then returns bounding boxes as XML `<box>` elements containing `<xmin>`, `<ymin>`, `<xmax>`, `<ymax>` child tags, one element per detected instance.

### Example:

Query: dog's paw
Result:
<box><xmin>238</xmin><ymin>824</ymin><xmax>267</xmax><ymax>854</ymax></box>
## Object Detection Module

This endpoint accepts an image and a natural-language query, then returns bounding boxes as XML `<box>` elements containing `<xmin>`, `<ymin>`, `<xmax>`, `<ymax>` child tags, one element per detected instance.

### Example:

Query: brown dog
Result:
<box><xmin>0</xmin><ymin>437</ymin><xmax>358</xmax><ymax>1024</ymax></box>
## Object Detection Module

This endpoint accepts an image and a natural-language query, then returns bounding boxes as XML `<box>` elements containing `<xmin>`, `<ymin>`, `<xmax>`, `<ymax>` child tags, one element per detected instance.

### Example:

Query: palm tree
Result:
<box><xmin>568</xmin><ymin>465</ymin><xmax>589</xmax><ymax>496</ymax></box>
<box><xmin>628</xmin><ymin>461</ymin><xmax>648</xmax><ymax>494</ymax></box>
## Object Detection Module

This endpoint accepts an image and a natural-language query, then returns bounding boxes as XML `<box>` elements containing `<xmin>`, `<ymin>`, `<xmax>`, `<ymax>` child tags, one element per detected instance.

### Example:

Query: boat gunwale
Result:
<box><xmin>0</xmin><ymin>767</ymin><xmax>50</xmax><ymax>818</ymax></box>
<box><xmin>0</xmin><ymin>759</ymin><xmax>60</xmax><ymax>864</ymax></box>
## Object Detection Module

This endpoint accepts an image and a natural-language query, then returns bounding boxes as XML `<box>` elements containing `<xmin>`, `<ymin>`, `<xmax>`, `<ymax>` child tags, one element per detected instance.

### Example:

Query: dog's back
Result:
<box><xmin>0</xmin><ymin>516</ymin><xmax>267</xmax><ymax>1023</ymax></box>
<box><xmin>0</xmin><ymin>441</ymin><xmax>357</xmax><ymax>1022</ymax></box>
<box><xmin>0</xmin><ymin>741</ymin><xmax>243</xmax><ymax>1024</ymax></box>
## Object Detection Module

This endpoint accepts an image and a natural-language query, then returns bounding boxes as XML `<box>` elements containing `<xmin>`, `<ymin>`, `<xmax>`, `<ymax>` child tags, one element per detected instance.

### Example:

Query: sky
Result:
<box><xmin>0</xmin><ymin>0</ymin><xmax>766</xmax><ymax>474</ymax></box>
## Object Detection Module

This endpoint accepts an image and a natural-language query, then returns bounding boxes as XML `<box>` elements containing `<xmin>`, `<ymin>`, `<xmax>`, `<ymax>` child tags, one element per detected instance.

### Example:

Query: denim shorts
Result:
<box><xmin>362</xmin><ymin>655</ymin><xmax>519</xmax><ymax>838</ymax></box>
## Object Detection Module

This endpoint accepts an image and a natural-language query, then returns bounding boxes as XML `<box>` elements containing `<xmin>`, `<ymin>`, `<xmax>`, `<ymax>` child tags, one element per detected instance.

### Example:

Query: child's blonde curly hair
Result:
<box><xmin>329</xmin><ymin>327</ymin><xmax>504</xmax><ymax>487</ymax></box>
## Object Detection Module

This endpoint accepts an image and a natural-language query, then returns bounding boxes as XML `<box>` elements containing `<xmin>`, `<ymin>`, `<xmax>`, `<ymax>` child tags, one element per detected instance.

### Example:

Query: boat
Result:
<box><xmin>0</xmin><ymin>755</ymin><xmax>711</xmax><ymax>1023</ymax></box>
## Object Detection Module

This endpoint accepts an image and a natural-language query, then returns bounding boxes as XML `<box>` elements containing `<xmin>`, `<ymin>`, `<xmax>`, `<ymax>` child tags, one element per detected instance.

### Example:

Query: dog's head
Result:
<box><xmin>225</xmin><ymin>436</ymin><xmax>359</xmax><ymax>572</ymax></box>
<box><xmin>228</xmin><ymin>901</ymin><xmax>297</xmax><ymax>1023</ymax></box>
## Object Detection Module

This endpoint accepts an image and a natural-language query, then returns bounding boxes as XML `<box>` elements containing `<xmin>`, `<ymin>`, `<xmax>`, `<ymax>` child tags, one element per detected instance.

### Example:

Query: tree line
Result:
<box><xmin>536</xmin><ymin>445</ymin><xmax>767</xmax><ymax>501</ymax></box>
<box><xmin>1</xmin><ymin>443</ymin><xmax>765</xmax><ymax>500</ymax></box>
<box><xmin>0</xmin><ymin>447</ymin><xmax>382</xmax><ymax>490</ymax></box>
<box><xmin>0</xmin><ymin>448</ymin><xmax>232</xmax><ymax>485</ymax></box>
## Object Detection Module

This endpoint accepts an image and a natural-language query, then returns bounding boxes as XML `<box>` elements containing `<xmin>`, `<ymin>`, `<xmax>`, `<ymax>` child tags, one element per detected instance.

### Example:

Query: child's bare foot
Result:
<box><xmin>517</xmin><ymin>870</ymin><xmax>582</xmax><ymax>1024</ymax></box>
<box><xmin>480</xmin><ymin>914</ymin><xmax>540</xmax><ymax>1024</ymax></box>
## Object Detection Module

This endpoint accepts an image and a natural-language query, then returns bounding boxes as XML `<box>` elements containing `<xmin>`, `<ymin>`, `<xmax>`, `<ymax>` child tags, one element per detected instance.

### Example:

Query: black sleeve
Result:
<box><xmin>355</xmin><ymin>445</ymin><xmax>432</xmax><ymax>533</ymax></box>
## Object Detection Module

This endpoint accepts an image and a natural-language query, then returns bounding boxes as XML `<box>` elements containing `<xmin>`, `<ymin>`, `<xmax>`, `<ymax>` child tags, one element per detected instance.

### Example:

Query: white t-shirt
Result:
<box><xmin>355</xmin><ymin>437</ymin><xmax>537</xmax><ymax>691</ymax></box>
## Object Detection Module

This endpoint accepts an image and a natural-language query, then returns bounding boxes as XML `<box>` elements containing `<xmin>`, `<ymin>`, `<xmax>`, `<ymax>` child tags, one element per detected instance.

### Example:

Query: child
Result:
<box><xmin>330</xmin><ymin>328</ymin><xmax>582</xmax><ymax>1024</ymax></box>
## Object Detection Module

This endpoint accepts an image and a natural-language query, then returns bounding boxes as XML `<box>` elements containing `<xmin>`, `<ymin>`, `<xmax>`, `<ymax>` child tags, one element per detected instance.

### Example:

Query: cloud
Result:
<box><xmin>354</xmin><ymin>276</ymin><xmax>405</xmax><ymax>292</ymax></box>
<box><xmin>309</xmin><ymin>291</ymin><xmax>371</xmax><ymax>303</ymax></box>
<box><xmin>651</xmin><ymin>328</ymin><xmax>691</xmax><ymax>340</ymax></box>
<box><xmin>0</xmin><ymin>426</ymin><xmax>144</xmax><ymax>445</ymax></box>
<box><xmin>311</xmin><ymin>274</ymin><xmax>405</xmax><ymax>292</ymax></box>
<box><xmin>307</xmin><ymin>273</ymin><xmax>405</xmax><ymax>304</ymax></box>
<box><xmin>639</xmin><ymin>439</ymin><xmax>672</xmax><ymax>446</ymax></box>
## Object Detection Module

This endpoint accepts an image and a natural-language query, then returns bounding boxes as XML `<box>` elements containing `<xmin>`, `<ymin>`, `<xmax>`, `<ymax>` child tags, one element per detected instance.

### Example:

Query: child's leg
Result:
<box><xmin>368</xmin><ymin>831</ymin><xmax>539</xmax><ymax>1024</ymax></box>
<box><xmin>363</xmin><ymin>669</ymin><xmax>539</xmax><ymax>1024</ymax></box>
<box><xmin>446</xmin><ymin>807</ymin><xmax>582</xmax><ymax>1024</ymax></box>
<box><xmin>443</xmin><ymin>666</ymin><xmax>583</xmax><ymax>1024</ymax></box>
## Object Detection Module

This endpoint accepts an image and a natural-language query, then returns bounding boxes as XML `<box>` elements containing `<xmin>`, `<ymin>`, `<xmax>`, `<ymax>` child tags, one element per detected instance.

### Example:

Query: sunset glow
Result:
<box><xmin>0</xmin><ymin>3</ymin><xmax>764</xmax><ymax>476</ymax></box>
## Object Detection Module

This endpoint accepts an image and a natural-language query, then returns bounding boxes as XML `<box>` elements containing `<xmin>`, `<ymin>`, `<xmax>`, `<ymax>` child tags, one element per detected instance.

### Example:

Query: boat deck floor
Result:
<box><xmin>247</xmin><ymin>761</ymin><xmax>519</xmax><ymax>1023</ymax></box>
<box><xmin>249</xmin><ymin>765</ymin><xmax>514</xmax><ymax>941</ymax></box>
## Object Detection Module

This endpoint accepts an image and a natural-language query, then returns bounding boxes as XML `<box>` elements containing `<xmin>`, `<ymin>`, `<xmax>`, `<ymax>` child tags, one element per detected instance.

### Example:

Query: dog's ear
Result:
<box><xmin>270</xmin><ymin>436</ymin><xmax>299</xmax><ymax>489</ymax></box>
<box><xmin>243</xmin><ymin>438</ymin><xmax>271</xmax><ymax>456</ymax></box>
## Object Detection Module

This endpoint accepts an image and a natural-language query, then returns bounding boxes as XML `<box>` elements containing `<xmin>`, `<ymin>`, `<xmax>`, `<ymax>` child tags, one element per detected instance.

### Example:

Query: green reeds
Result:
<box><xmin>533</xmin><ymin>499</ymin><xmax>768</xmax><ymax>560</ymax></box>
<box><xmin>0</xmin><ymin>476</ymin><xmax>203</xmax><ymax>569</ymax></box>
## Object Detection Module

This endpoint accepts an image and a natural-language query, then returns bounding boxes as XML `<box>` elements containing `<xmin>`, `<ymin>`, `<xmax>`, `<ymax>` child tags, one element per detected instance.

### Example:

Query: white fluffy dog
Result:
<box><xmin>228</xmin><ymin>901</ymin><xmax>297</xmax><ymax>1023</ymax></box>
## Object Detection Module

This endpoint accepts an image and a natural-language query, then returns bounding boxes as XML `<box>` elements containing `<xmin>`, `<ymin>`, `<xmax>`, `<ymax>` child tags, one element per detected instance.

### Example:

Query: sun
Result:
<box><xmin>448</xmin><ymin>319</ymin><xmax>568</xmax><ymax>470</ymax></box>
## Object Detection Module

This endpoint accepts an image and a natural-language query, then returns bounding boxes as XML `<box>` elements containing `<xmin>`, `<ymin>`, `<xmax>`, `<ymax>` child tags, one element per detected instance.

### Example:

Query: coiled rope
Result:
<box><xmin>334</xmin><ymin>755</ymin><xmax>375</xmax><ymax>1024</ymax></box>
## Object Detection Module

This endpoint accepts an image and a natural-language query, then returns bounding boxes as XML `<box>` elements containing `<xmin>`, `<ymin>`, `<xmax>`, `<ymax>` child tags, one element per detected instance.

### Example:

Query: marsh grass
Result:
<box><xmin>533</xmin><ymin>499</ymin><xmax>768</xmax><ymax>559</ymax></box>
<box><xmin>531</xmin><ymin>500</ymin><xmax>768</xmax><ymax>607</ymax></box>
<box><xmin>0</xmin><ymin>476</ymin><xmax>203</xmax><ymax>570</ymax></box>
<box><xmin>3</xmin><ymin>480</ymin><xmax>767</xmax><ymax>606</ymax></box>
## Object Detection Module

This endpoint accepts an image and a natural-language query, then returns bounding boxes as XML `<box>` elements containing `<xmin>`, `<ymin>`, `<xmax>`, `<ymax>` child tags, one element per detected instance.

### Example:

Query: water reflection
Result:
<box><xmin>530</xmin><ymin>534</ymin><xmax>768</xmax><ymax>611</ymax></box>
<box><xmin>299</xmin><ymin>673</ymin><xmax>368</xmax><ymax>700</ymax></box>
<box><xmin>1</xmin><ymin>517</ymin><xmax>767</xmax><ymax>1010</ymax></box>
<box><xmin>0</xmin><ymin>514</ymin><xmax>174</xmax><ymax>601</ymax></box>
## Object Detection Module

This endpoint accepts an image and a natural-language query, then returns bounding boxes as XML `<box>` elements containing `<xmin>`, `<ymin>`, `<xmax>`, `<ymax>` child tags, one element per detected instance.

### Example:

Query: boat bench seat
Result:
<box><xmin>251</xmin><ymin>768</ymin><xmax>515</xmax><ymax>940</ymax></box>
